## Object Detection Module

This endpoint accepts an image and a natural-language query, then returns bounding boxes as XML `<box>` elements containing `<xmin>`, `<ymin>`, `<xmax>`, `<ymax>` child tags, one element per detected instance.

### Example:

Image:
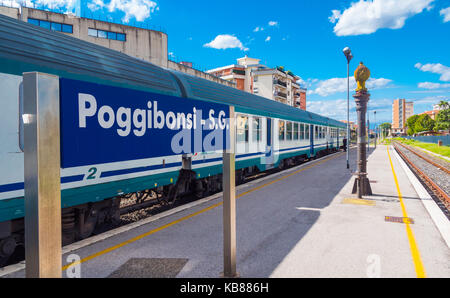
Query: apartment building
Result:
<box><xmin>207</xmin><ymin>56</ymin><xmax>307</xmax><ymax>110</ymax></box>
<box><xmin>392</xmin><ymin>99</ymin><xmax>414</xmax><ymax>134</ymax></box>
<box><xmin>0</xmin><ymin>4</ymin><xmax>234</xmax><ymax>88</ymax></box>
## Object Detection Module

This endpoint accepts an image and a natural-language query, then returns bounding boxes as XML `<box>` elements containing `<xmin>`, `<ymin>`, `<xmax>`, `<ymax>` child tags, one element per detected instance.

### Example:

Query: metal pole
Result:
<box><xmin>374</xmin><ymin>111</ymin><xmax>377</xmax><ymax>149</ymax></box>
<box><xmin>23</xmin><ymin>72</ymin><xmax>62</xmax><ymax>278</ymax></box>
<box><xmin>367</xmin><ymin>107</ymin><xmax>370</xmax><ymax>151</ymax></box>
<box><xmin>346</xmin><ymin>61</ymin><xmax>350</xmax><ymax>169</ymax></box>
<box><xmin>222</xmin><ymin>106</ymin><xmax>238</xmax><ymax>278</ymax></box>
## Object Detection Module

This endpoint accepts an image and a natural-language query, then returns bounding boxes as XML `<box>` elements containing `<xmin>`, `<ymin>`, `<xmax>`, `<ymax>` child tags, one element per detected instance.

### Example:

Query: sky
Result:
<box><xmin>4</xmin><ymin>0</ymin><xmax>450</xmax><ymax>126</ymax></box>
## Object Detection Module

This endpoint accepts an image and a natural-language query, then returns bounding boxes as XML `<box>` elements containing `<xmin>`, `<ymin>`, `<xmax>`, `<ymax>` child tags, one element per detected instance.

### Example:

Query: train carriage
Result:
<box><xmin>0</xmin><ymin>14</ymin><xmax>345</xmax><ymax>264</ymax></box>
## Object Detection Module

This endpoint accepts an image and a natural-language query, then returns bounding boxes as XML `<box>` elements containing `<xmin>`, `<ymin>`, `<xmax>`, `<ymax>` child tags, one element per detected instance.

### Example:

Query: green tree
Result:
<box><xmin>379</xmin><ymin>122</ymin><xmax>391</xmax><ymax>138</ymax></box>
<box><xmin>406</xmin><ymin>115</ymin><xmax>419</xmax><ymax>136</ymax></box>
<box><xmin>434</xmin><ymin>108</ymin><xmax>450</xmax><ymax>131</ymax></box>
<box><xmin>414</xmin><ymin>114</ymin><xmax>435</xmax><ymax>133</ymax></box>
<box><xmin>438</xmin><ymin>101</ymin><xmax>449</xmax><ymax>110</ymax></box>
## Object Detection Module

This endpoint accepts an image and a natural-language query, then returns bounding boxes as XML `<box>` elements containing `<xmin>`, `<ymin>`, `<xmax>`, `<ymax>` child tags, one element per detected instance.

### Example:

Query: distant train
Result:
<box><xmin>0</xmin><ymin>15</ymin><xmax>345</xmax><ymax>265</ymax></box>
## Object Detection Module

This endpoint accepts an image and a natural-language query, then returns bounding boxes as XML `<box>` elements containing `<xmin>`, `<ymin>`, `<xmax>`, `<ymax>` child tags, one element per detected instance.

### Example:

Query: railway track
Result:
<box><xmin>393</xmin><ymin>141</ymin><xmax>450</xmax><ymax>216</ymax></box>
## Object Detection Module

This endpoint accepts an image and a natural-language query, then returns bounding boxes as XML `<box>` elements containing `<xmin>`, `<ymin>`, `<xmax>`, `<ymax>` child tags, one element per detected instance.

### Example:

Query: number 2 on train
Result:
<box><xmin>86</xmin><ymin>167</ymin><xmax>98</xmax><ymax>180</ymax></box>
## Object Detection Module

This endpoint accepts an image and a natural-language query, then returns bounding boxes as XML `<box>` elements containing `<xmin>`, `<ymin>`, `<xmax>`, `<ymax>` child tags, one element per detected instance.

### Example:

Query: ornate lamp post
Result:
<box><xmin>352</xmin><ymin>62</ymin><xmax>373</xmax><ymax>198</ymax></box>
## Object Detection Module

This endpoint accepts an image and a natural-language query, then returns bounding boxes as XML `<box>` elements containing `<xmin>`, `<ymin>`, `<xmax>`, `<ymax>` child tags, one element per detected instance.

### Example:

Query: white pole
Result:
<box><xmin>222</xmin><ymin>106</ymin><xmax>238</xmax><ymax>278</ymax></box>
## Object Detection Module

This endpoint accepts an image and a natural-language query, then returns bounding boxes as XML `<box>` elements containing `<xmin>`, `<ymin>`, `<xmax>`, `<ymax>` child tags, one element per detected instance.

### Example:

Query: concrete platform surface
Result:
<box><xmin>2</xmin><ymin>145</ymin><xmax>449</xmax><ymax>278</ymax></box>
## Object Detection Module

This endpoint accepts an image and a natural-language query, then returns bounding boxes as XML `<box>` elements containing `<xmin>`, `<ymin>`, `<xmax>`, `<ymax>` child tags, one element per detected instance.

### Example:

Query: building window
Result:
<box><xmin>279</xmin><ymin>120</ymin><xmax>285</xmax><ymax>141</ymax></box>
<box><xmin>39</xmin><ymin>20</ymin><xmax>50</xmax><ymax>30</ymax></box>
<box><xmin>88</xmin><ymin>28</ymin><xmax>126</xmax><ymax>42</ymax></box>
<box><xmin>252</xmin><ymin>117</ymin><xmax>262</xmax><ymax>142</ymax></box>
<box><xmin>28</xmin><ymin>18</ymin><xmax>39</xmax><ymax>26</ymax></box>
<box><xmin>62</xmin><ymin>24</ymin><xmax>73</xmax><ymax>33</ymax></box>
<box><xmin>28</xmin><ymin>18</ymin><xmax>73</xmax><ymax>34</ymax></box>
<box><xmin>51</xmin><ymin>22</ymin><xmax>61</xmax><ymax>32</ymax></box>
<box><xmin>237</xmin><ymin>115</ymin><xmax>249</xmax><ymax>143</ymax></box>
<box><xmin>88</xmin><ymin>28</ymin><xmax>97</xmax><ymax>37</ymax></box>
<box><xmin>108</xmin><ymin>31</ymin><xmax>117</xmax><ymax>40</ymax></box>
<box><xmin>98</xmin><ymin>30</ymin><xmax>108</xmax><ymax>39</ymax></box>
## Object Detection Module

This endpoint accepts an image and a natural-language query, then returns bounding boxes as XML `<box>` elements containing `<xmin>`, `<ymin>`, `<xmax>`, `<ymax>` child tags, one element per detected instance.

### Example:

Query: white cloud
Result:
<box><xmin>11</xmin><ymin>0</ymin><xmax>77</xmax><ymax>12</ymax></box>
<box><xmin>329</xmin><ymin>0</ymin><xmax>434</xmax><ymax>36</ymax></box>
<box><xmin>308</xmin><ymin>98</ymin><xmax>393</xmax><ymax>122</ymax></box>
<box><xmin>415</xmin><ymin>63</ymin><xmax>450</xmax><ymax>81</ymax></box>
<box><xmin>308</xmin><ymin>77</ymin><xmax>393</xmax><ymax>97</ymax></box>
<box><xmin>440</xmin><ymin>7</ymin><xmax>450</xmax><ymax>22</ymax></box>
<box><xmin>253</xmin><ymin>26</ymin><xmax>264</xmax><ymax>32</ymax></box>
<box><xmin>87</xmin><ymin>0</ymin><xmax>158</xmax><ymax>22</ymax></box>
<box><xmin>268</xmin><ymin>21</ymin><xmax>278</xmax><ymax>26</ymax></box>
<box><xmin>265</xmin><ymin>36</ymin><xmax>271</xmax><ymax>42</ymax></box>
<box><xmin>87</xmin><ymin>0</ymin><xmax>105</xmax><ymax>11</ymax></box>
<box><xmin>204</xmin><ymin>34</ymin><xmax>249</xmax><ymax>51</ymax></box>
<box><xmin>328</xmin><ymin>10</ymin><xmax>341</xmax><ymax>23</ymax></box>
<box><xmin>106</xmin><ymin>0</ymin><xmax>158</xmax><ymax>22</ymax></box>
<box><xmin>418</xmin><ymin>82</ymin><xmax>450</xmax><ymax>89</ymax></box>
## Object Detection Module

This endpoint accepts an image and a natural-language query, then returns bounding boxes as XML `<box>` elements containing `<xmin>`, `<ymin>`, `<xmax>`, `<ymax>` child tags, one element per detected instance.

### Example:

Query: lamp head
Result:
<box><xmin>343</xmin><ymin>47</ymin><xmax>353</xmax><ymax>62</ymax></box>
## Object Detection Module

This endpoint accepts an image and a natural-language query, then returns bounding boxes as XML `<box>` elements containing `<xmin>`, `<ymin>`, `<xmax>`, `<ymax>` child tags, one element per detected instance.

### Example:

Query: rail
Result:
<box><xmin>393</xmin><ymin>142</ymin><xmax>450</xmax><ymax>205</ymax></box>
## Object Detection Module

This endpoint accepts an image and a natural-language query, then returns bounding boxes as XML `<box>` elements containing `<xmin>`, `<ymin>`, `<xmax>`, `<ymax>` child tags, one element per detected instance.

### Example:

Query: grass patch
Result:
<box><xmin>395</xmin><ymin>138</ymin><xmax>450</xmax><ymax>159</ymax></box>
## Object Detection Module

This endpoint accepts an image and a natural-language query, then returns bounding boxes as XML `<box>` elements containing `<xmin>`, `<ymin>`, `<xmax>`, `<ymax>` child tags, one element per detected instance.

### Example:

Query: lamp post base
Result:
<box><xmin>352</xmin><ymin>173</ymin><xmax>373</xmax><ymax>198</ymax></box>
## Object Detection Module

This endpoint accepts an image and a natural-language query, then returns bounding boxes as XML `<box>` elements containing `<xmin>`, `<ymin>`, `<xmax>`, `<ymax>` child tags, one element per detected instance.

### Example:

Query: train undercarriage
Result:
<box><xmin>0</xmin><ymin>147</ymin><xmax>338</xmax><ymax>267</ymax></box>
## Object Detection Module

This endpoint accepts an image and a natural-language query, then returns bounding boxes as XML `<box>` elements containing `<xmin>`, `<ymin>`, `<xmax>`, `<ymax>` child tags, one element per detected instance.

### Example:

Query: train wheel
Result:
<box><xmin>0</xmin><ymin>237</ymin><xmax>16</xmax><ymax>266</ymax></box>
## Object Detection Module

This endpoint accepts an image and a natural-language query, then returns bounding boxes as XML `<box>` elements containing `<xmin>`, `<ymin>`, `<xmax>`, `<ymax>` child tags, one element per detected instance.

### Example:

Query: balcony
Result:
<box><xmin>274</xmin><ymin>91</ymin><xmax>287</xmax><ymax>99</ymax></box>
<box><xmin>273</xmin><ymin>79</ymin><xmax>287</xmax><ymax>88</ymax></box>
<box><xmin>233</xmin><ymin>69</ymin><xmax>246</xmax><ymax>75</ymax></box>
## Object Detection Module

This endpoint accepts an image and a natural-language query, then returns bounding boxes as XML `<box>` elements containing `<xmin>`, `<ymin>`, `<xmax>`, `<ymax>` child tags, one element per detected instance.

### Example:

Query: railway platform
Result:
<box><xmin>1</xmin><ymin>145</ymin><xmax>449</xmax><ymax>278</ymax></box>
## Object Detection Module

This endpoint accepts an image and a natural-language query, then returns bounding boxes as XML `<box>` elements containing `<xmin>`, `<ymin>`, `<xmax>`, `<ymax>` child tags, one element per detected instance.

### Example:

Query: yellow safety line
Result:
<box><xmin>63</xmin><ymin>152</ymin><xmax>343</xmax><ymax>271</ymax></box>
<box><xmin>387</xmin><ymin>146</ymin><xmax>426</xmax><ymax>278</ymax></box>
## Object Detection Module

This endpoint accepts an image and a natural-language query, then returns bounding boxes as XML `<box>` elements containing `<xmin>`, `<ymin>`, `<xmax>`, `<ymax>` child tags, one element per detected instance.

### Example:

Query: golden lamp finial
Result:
<box><xmin>354</xmin><ymin>62</ymin><xmax>371</xmax><ymax>92</ymax></box>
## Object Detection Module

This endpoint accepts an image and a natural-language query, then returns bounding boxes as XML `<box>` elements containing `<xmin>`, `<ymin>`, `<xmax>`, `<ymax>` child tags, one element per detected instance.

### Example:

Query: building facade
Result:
<box><xmin>207</xmin><ymin>56</ymin><xmax>307</xmax><ymax>110</ymax></box>
<box><xmin>392</xmin><ymin>99</ymin><xmax>414</xmax><ymax>134</ymax></box>
<box><xmin>0</xmin><ymin>5</ymin><xmax>234</xmax><ymax>88</ymax></box>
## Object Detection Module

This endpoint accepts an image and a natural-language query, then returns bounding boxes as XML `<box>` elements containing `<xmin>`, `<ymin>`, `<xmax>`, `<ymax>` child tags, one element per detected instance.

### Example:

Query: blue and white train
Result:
<box><xmin>0</xmin><ymin>15</ymin><xmax>345</xmax><ymax>264</ymax></box>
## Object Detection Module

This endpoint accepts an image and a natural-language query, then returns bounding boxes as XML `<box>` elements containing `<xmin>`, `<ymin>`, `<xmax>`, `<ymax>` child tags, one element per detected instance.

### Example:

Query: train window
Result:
<box><xmin>279</xmin><ymin>120</ymin><xmax>285</xmax><ymax>141</ymax></box>
<box><xmin>315</xmin><ymin>126</ymin><xmax>318</xmax><ymax>139</ymax></box>
<box><xmin>293</xmin><ymin>123</ymin><xmax>299</xmax><ymax>140</ymax></box>
<box><xmin>305</xmin><ymin>124</ymin><xmax>310</xmax><ymax>140</ymax></box>
<box><xmin>286</xmin><ymin>122</ymin><xmax>293</xmax><ymax>141</ymax></box>
<box><xmin>237</xmin><ymin>115</ymin><xmax>249</xmax><ymax>143</ymax></box>
<box><xmin>252</xmin><ymin>117</ymin><xmax>261</xmax><ymax>142</ymax></box>
<box><xmin>300</xmin><ymin>124</ymin><xmax>304</xmax><ymax>140</ymax></box>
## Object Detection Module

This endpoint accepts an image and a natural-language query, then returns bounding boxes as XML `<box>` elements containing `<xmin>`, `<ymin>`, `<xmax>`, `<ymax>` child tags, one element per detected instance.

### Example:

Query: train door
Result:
<box><xmin>264</xmin><ymin>118</ymin><xmax>274</xmax><ymax>168</ymax></box>
<box><xmin>336</xmin><ymin>128</ymin><xmax>340</xmax><ymax>150</ymax></box>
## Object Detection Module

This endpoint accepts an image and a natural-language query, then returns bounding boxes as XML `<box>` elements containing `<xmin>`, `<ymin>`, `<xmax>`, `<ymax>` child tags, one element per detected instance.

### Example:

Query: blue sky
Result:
<box><xmin>7</xmin><ymin>0</ymin><xmax>450</xmax><ymax>125</ymax></box>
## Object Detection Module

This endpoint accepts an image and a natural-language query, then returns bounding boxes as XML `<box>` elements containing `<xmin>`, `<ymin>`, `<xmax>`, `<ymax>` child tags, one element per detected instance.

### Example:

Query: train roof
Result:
<box><xmin>0</xmin><ymin>14</ymin><xmax>345</xmax><ymax>129</ymax></box>
<box><xmin>171</xmin><ymin>70</ymin><xmax>345</xmax><ymax>127</ymax></box>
